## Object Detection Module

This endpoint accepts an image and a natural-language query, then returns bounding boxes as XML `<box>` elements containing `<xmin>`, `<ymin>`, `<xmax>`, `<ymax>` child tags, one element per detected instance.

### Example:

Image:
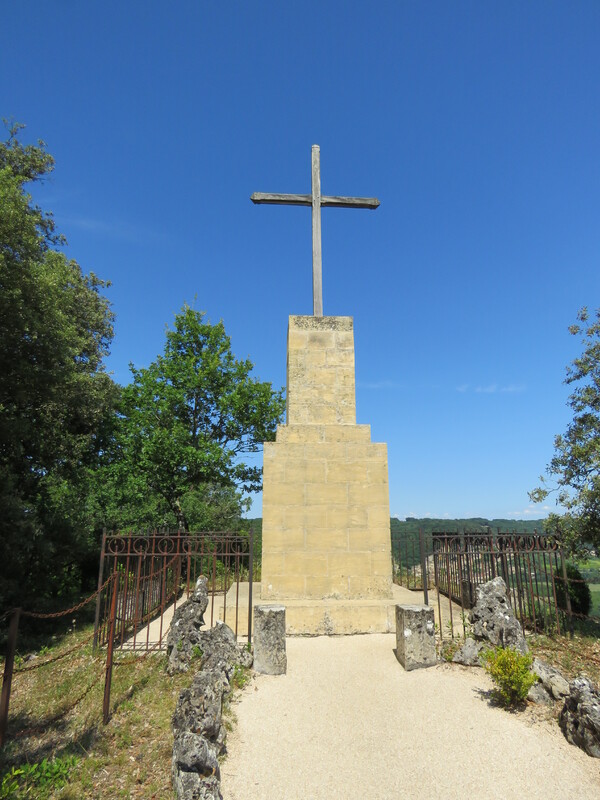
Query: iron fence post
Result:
<box><xmin>103</xmin><ymin>572</ymin><xmax>118</xmax><ymax>725</ymax></box>
<box><xmin>0</xmin><ymin>607</ymin><xmax>20</xmax><ymax>748</ymax></box>
<box><xmin>419</xmin><ymin>528</ymin><xmax>429</xmax><ymax>606</ymax></box>
<box><xmin>247</xmin><ymin>529</ymin><xmax>254</xmax><ymax>645</ymax></box>
<box><xmin>93</xmin><ymin>529</ymin><xmax>107</xmax><ymax>651</ymax></box>
<box><xmin>559</xmin><ymin>550</ymin><xmax>574</xmax><ymax>637</ymax></box>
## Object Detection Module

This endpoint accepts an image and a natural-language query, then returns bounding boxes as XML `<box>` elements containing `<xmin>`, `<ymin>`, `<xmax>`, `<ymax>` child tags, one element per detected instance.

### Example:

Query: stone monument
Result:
<box><xmin>250</xmin><ymin>145</ymin><xmax>395</xmax><ymax>634</ymax></box>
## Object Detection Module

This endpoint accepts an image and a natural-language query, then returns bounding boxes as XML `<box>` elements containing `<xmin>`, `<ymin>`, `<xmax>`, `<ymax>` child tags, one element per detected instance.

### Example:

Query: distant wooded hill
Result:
<box><xmin>389</xmin><ymin>517</ymin><xmax>546</xmax><ymax>536</ymax></box>
<box><xmin>244</xmin><ymin>517</ymin><xmax>546</xmax><ymax>538</ymax></box>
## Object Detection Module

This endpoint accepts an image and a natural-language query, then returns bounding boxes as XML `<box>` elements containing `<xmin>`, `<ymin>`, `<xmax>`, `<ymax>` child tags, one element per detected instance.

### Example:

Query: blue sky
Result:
<box><xmin>3</xmin><ymin>2</ymin><xmax>600</xmax><ymax>520</ymax></box>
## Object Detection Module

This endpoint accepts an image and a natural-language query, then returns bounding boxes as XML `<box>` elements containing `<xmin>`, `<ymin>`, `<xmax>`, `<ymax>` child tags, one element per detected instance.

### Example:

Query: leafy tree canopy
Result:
<box><xmin>530</xmin><ymin>307</ymin><xmax>600</xmax><ymax>553</ymax></box>
<box><xmin>104</xmin><ymin>306</ymin><xmax>285</xmax><ymax>531</ymax></box>
<box><xmin>0</xmin><ymin>122</ymin><xmax>118</xmax><ymax>605</ymax></box>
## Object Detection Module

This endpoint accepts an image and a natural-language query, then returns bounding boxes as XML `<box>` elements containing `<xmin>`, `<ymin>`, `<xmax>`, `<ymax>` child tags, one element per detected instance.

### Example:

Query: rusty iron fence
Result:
<box><xmin>392</xmin><ymin>528</ymin><xmax>597</xmax><ymax>639</ymax></box>
<box><xmin>0</xmin><ymin>528</ymin><xmax>255</xmax><ymax>748</ymax></box>
<box><xmin>391</xmin><ymin>528</ymin><xmax>434</xmax><ymax>595</ymax></box>
<box><xmin>94</xmin><ymin>529</ymin><xmax>254</xmax><ymax>652</ymax></box>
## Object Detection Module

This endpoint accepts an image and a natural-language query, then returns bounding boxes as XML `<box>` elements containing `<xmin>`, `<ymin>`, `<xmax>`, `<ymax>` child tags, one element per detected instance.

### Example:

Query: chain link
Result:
<box><xmin>18</xmin><ymin>573</ymin><xmax>115</xmax><ymax>620</ymax></box>
<box><xmin>11</xmin><ymin>666</ymin><xmax>103</xmax><ymax>740</ymax></box>
<box><xmin>13</xmin><ymin>629</ymin><xmax>97</xmax><ymax>673</ymax></box>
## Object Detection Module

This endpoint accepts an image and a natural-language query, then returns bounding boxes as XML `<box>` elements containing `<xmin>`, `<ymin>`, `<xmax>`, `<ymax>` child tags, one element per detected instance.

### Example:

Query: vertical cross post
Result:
<box><xmin>311</xmin><ymin>145</ymin><xmax>323</xmax><ymax>316</ymax></box>
<box><xmin>251</xmin><ymin>145</ymin><xmax>379</xmax><ymax>317</ymax></box>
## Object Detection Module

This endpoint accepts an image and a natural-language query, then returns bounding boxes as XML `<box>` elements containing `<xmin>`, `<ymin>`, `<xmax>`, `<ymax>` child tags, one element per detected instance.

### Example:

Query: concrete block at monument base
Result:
<box><xmin>395</xmin><ymin>605</ymin><xmax>436</xmax><ymax>671</ymax></box>
<box><xmin>253</xmin><ymin>605</ymin><xmax>287</xmax><ymax>675</ymax></box>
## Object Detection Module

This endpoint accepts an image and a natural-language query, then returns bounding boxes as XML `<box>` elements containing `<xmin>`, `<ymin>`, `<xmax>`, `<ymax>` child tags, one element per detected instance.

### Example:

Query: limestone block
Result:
<box><xmin>367</xmin><ymin>506</ymin><xmax>394</xmax><ymax>527</ymax></box>
<box><xmin>253</xmin><ymin>606</ymin><xmax>287</xmax><ymax>675</ymax></box>
<box><xmin>328</xmin><ymin>506</ymin><xmax>368</xmax><ymax>529</ymax></box>
<box><xmin>305</xmin><ymin>482</ymin><xmax>348</xmax><ymax>506</ymax></box>
<box><xmin>305</xmin><ymin>527</ymin><xmax>349</xmax><ymax>551</ymax></box>
<box><xmin>304</xmin><ymin>442</ymin><xmax>346</xmax><ymax>460</ymax></box>
<box><xmin>284</xmin><ymin>459</ymin><xmax>327</xmax><ymax>484</ymax></box>
<box><xmin>330</xmin><ymin>551</ymin><xmax>373</xmax><ymax>577</ymax></box>
<box><xmin>304</xmin><ymin>575</ymin><xmax>349</xmax><ymax>599</ymax></box>
<box><xmin>348</xmin><ymin>482</ymin><xmax>389</xmax><ymax>507</ymax></box>
<box><xmin>346</xmin><ymin>442</ymin><xmax>388</xmax><ymax>461</ymax></box>
<box><xmin>395</xmin><ymin>605</ymin><xmax>436</xmax><ymax>671</ymax></box>
<box><xmin>348</xmin><ymin>527</ymin><xmax>390</xmax><ymax>552</ymax></box>
<box><xmin>286</xmin><ymin>552</ymin><xmax>328</xmax><ymax>577</ymax></box>
<box><xmin>349</xmin><ymin>576</ymin><xmax>393</xmax><ymax>597</ymax></box>
<box><xmin>285</xmin><ymin>506</ymin><xmax>327</xmax><ymax>529</ymax></box>
<box><xmin>326</xmin><ymin>346</ymin><xmax>354</xmax><ymax>366</ymax></box>
<box><xmin>276</xmin><ymin>424</ymin><xmax>371</xmax><ymax>444</ymax></box>
<box><xmin>261</xmin><ymin>553</ymin><xmax>285</xmax><ymax>576</ymax></box>
<box><xmin>371</xmin><ymin>550</ymin><xmax>394</xmax><ymax>576</ymax></box>
<box><xmin>262</xmin><ymin>574</ymin><xmax>305</xmax><ymax>598</ymax></box>
<box><xmin>262</xmin><ymin>480</ymin><xmax>304</xmax><ymax>507</ymax></box>
<box><xmin>286</xmin><ymin>316</ymin><xmax>356</xmax><ymax>425</ymax></box>
<box><xmin>260</xmin><ymin>527</ymin><xmax>305</xmax><ymax>553</ymax></box>
<box><xmin>326</xmin><ymin>460</ymin><xmax>368</xmax><ymax>483</ymax></box>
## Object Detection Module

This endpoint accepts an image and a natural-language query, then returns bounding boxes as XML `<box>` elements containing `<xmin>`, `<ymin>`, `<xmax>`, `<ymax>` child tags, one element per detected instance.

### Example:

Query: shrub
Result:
<box><xmin>440</xmin><ymin>640</ymin><xmax>459</xmax><ymax>662</ymax></box>
<box><xmin>1</xmin><ymin>756</ymin><xmax>78</xmax><ymax>799</ymax></box>
<box><xmin>482</xmin><ymin>647</ymin><xmax>537</xmax><ymax>707</ymax></box>
<box><xmin>555</xmin><ymin>562</ymin><xmax>592</xmax><ymax>617</ymax></box>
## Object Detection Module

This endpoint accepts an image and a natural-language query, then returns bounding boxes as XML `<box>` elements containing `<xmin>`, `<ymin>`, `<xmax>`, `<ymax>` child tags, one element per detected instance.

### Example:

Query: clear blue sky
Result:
<box><xmin>4</xmin><ymin>2</ymin><xmax>600</xmax><ymax>521</ymax></box>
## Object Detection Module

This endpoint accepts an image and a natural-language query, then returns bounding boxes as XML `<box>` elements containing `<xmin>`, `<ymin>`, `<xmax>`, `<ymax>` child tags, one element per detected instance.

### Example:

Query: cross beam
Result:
<box><xmin>251</xmin><ymin>145</ymin><xmax>380</xmax><ymax>316</ymax></box>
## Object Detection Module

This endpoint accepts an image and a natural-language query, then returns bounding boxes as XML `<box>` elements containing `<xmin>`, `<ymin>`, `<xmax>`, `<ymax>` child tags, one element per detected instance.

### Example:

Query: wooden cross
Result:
<box><xmin>251</xmin><ymin>144</ymin><xmax>380</xmax><ymax>316</ymax></box>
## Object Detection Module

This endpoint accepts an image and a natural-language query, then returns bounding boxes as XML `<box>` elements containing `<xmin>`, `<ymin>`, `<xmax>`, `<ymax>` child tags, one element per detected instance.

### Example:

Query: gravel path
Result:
<box><xmin>221</xmin><ymin>634</ymin><xmax>600</xmax><ymax>800</ymax></box>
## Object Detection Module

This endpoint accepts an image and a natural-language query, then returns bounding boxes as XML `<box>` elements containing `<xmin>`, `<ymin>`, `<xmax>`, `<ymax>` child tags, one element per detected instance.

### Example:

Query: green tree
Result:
<box><xmin>530</xmin><ymin>307</ymin><xmax>600</xmax><ymax>552</ymax></box>
<box><xmin>106</xmin><ymin>306</ymin><xmax>285</xmax><ymax>531</ymax></box>
<box><xmin>0</xmin><ymin>122</ymin><xmax>118</xmax><ymax>605</ymax></box>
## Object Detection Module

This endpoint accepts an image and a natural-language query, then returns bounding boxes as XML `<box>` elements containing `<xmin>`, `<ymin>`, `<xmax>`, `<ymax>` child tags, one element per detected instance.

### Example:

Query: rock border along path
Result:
<box><xmin>221</xmin><ymin>634</ymin><xmax>600</xmax><ymax>800</ymax></box>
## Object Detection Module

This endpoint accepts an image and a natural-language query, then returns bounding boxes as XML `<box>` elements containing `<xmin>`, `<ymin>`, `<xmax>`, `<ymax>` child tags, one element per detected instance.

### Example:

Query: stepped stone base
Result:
<box><xmin>261</xmin><ymin>315</ymin><xmax>393</xmax><ymax>604</ymax></box>
<box><xmin>219</xmin><ymin>583</ymin><xmax>414</xmax><ymax>636</ymax></box>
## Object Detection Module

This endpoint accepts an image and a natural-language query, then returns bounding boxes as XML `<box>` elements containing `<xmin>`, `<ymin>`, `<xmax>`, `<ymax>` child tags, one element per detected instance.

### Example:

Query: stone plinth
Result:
<box><xmin>286</xmin><ymin>315</ymin><xmax>356</xmax><ymax>425</ymax></box>
<box><xmin>253</xmin><ymin>605</ymin><xmax>287</xmax><ymax>675</ymax></box>
<box><xmin>261</xmin><ymin>316</ymin><xmax>392</xmax><ymax>625</ymax></box>
<box><xmin>395</xmin><ymin>605</ymin><xmax>436</xmax><ymax>671</ymax></box>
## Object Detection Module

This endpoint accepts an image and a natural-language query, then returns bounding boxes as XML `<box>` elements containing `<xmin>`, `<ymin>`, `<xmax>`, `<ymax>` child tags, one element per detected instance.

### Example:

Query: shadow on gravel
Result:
<box><xmin>473</xmin><ymin>687</ymin><xmax>527</xmax><ymax>713</ymax></box>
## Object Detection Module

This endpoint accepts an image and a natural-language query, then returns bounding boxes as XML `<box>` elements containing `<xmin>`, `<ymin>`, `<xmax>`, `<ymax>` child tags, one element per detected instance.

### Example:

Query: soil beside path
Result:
<box><xmin>221</xmin><ymin>634</ymin><xmax>600</xmax><ymax>800</ymax></box>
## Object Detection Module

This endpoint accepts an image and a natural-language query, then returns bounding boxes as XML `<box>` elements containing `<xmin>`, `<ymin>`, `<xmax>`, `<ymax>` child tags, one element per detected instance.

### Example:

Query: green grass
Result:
<box><xmin>0</xmin><ymin>618</ymin><xmax>252</xmax><ymax>799</ymax></box>
<box><xmin>531</xmin><ymin>628</ymin><xmax>600</xmax><ymax>686</ymax></box>
<box><xmin>589</xmin><ymin>583</ymin><xmax>600</xmax><ymax>618</ymax></box>
<box><xmin>0</xmin><ymin>622</ymin><xmax>194</xmax><ymax>799</ymax></box>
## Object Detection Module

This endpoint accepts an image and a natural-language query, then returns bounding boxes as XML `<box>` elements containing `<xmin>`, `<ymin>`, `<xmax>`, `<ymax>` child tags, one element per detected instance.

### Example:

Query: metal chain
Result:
<box><xmin>5</xmin><ymin>551</ymin><xmax>181</xmax><ymax>625</ymax></box>
<box><xmin>19</xmin><ymin>573</ymin><xmax>115</xmax><ymax>620</ymax></box>
<box><xmin>13</xmin><ymin>628</ymin><xmax>97</xmax><ymax>673</ymax></box>
<box><xmin>11</xmin><ymin>664</ymin><xmax>104</xmax><ymax>739</ymax></box>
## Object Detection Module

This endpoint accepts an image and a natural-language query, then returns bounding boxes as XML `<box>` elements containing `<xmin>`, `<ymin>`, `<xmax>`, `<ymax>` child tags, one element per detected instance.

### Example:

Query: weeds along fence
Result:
<box><xmin>391</xmin><ymin>528</ymin><xmax>597</xmax><ymax>639</ymax></box>
<box><xmin>0</xmin><ymin>529</ymin><xmax>254</xmax><ymax>749</ymax></box>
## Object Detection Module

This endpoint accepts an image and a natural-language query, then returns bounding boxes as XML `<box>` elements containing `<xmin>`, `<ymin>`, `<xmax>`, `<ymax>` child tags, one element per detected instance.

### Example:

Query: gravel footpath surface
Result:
<box><xmin>221</xmin><ymin>634</ymin><xmax>600</xmax><ymax>800</ymax></box>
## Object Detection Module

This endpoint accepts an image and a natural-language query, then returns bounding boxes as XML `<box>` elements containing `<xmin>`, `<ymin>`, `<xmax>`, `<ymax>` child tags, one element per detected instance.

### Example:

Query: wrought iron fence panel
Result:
<box><xmin>390</xmin><ymin>527</ymin><xmax>590</xmax><ymax>637</ymax></box>
<box><xmin>94</xmin><ymin>530</ymin><xmax>254</xmax><ymax>651</ymax></box>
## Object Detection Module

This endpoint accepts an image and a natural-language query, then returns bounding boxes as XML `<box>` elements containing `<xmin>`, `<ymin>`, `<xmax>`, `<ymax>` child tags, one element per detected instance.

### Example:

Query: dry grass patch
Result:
<box><xmin>530</xmin><ymin>628</ymin><xmax>600</xmax><ymax>686</ymax></box>
<box><xmin>1</xmin><ymin>623</ymin><xmax>195</xmax><ymax>799</ymax></box>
